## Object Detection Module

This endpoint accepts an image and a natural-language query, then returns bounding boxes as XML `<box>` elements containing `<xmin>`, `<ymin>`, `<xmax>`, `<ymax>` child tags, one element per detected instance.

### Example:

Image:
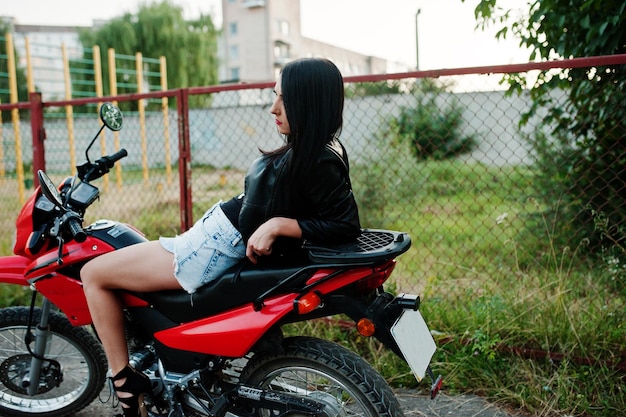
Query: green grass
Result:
<box><xmin>348</xmin><ymin>154</ymin><xmax>626</xmax><ymax>416</ymax></box>
<box><xmin>1</xmin><ymin>160</ymin><xmax>624</xmax><ymax>416</ymax></box>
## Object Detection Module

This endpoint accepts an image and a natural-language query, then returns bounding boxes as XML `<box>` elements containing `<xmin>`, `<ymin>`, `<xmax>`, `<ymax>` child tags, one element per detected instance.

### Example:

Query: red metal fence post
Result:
<box><xmin>29</xmin><ymin>92</ymin><xmax>45</xmax><ymax>188</ymax></box>
<box><xmin>176</xmin><ymin>88</ymin><xmax>193</xmax><ymax>231</ymax></box>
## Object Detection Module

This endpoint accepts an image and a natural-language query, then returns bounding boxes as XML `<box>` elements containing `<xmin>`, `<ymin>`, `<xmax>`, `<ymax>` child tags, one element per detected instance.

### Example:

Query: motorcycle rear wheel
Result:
<box><xmin>240</xmin><ymin>336</ymin><xmax>405</xmax><ymax>417</ymax></box>
<box><xmin>0</xmin><ymin>306</ymin><xmax>108</xmax><ymax>417</ymax></box>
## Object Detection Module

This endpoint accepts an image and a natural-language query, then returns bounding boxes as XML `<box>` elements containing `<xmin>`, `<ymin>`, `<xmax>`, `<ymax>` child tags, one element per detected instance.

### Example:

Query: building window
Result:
<box><xmin>274</xmin><ymin>41</ymin><xmax>290</xmax><ymax>61</ymax></box>
<box><xmin>229</xmin><ymin>22</ymin><xmax>238</xmax><ymax>35</ymax></box>
<box><xmin>277</xmin><ymin>19</ymin><xmax>289</xmax><ymax>36</ymax></box>
<box><xmin>229</xmin><ymin>44</ymin><xmax>239</xmax><ymax>60</ymax></box>
<box><xmin>230</xmin><ymin>67</ymin><xmax>240</xmax><ymax>81</ymax></box>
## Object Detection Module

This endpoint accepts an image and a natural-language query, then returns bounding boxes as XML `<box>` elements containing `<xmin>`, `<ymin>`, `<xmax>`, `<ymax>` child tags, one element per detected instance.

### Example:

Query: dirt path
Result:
<box><xmin>395</xmin><ymin>389</ymin><xmax>527</xmax><ymax>417</ymax></box>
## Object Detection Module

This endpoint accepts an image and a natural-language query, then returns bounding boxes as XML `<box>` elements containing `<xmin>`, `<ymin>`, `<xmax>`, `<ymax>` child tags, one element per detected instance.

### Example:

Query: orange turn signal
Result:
<box><xmin>356</xmin><ymin>318</ymin><xmax>376</xmax><ymax>337</ymax></box>
<box><xmin>295</xmin><ymin>292</ymin><xmax>322</xmax><ymax>314</ymax></box>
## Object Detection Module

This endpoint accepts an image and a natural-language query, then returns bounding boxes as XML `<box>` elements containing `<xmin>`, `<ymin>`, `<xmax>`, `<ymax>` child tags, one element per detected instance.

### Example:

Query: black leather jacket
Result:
<box><xmin>238</xmin><ymin>139</ymin><xmax>361</xmax><ymax>247</ymax></box>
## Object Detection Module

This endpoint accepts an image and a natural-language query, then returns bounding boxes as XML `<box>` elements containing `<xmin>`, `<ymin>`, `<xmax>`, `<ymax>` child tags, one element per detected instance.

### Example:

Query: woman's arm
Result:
<box><xmin>246</xmin><ymin>217</ymin><xmax>302</xmax><ymax>263</ymax></box>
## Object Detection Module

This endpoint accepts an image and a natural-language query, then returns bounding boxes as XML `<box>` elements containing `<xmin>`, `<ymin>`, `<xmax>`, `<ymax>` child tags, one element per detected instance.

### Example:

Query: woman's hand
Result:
<box><xmin>246</xmin><ymin>217</ymin><xmax>302</xmax><ymax>264</ymax></box>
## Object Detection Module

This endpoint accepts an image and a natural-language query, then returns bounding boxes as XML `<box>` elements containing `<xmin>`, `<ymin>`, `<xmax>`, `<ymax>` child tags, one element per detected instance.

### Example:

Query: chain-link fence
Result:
<box><xmin>1</xmin><ymin>55</ymin><xmax>625</xmax><ymax>299</ymax></box>
<box><xmin>1</xmin><ymin>55</ymin><xmax>625</xmax><ymax>414</ymax></box>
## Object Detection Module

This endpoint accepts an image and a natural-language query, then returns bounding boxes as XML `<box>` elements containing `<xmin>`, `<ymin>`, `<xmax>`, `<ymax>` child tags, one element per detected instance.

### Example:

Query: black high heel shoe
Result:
<box><xmin>111</xmin><ymin>365</ymin><xmax>151</xmax><ymax>417</ymax></box>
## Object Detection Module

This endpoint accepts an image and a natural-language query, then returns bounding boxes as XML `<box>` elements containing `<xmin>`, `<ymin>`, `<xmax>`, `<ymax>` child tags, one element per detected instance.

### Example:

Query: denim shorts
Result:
<box><xmin>159</xmin><ymin>202</ymin><xmax>245</xmax><ymax>294</ymax></box>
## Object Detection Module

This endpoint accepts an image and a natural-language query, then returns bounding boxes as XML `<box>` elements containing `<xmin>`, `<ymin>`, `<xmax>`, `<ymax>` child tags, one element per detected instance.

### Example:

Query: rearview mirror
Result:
<box><xmin>100</xmin><ymin>102</ymin><xmax>123</xmax><ymax>131</ymax></box>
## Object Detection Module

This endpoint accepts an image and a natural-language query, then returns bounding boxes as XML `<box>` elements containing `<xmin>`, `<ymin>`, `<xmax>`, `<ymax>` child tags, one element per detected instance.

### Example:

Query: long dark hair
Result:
<box><xmin>264</xmin><ymin>58</ymin><xmax>344</xmax><ymax>180</ymax></box>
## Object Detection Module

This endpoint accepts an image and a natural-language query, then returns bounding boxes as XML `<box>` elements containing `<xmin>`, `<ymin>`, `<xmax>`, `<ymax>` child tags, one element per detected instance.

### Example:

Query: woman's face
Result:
<box><xmin>270</xmin><ymin>74</ymin><xmax>290</xmax><ymax>135</ymax></box>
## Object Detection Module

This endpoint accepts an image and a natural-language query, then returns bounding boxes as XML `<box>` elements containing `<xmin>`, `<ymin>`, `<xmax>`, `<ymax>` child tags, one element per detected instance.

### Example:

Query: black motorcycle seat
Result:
<box><xmin>137</xmin><ymin>262</ymin><xmax>314</xmax><ymax>323</ymax></box>
<box><xmin>136</xmin><ymin>229</ymin><xmax>411</xmax><ymax>324</ymax></box>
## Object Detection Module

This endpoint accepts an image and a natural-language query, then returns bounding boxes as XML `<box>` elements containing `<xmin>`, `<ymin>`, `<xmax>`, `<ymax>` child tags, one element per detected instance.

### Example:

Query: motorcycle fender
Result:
<box><xmin>33</xmin><ymin>275</ymin><xmax>94</xmax><ymax>326</ymax></box>
<box><xmin>154</xmin><ymin>294</ymin><xmax>296</xmax><ymax>357</ymax></box>
<box><xmin>0</xmin><ymin>255</ymin><xmax>30</xmax><ymax>285</ymax></box>
<box><xmin>31</xmin><ymin>276</ymin><xmax>149</xmax><ymax>327</ymax></box>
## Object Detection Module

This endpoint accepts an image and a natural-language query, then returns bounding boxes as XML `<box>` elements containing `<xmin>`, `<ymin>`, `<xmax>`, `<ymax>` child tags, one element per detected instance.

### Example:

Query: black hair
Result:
<box><xmin>263</xmin><ymin>58</ymin><xmax>344</xmax><ymax>181</ymax></box>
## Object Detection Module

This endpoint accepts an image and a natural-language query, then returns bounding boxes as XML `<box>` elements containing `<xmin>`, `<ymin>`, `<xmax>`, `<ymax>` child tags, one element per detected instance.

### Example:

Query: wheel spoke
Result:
<box><xmin>0</xmin><ymin>307</ymin><xmax>106</xmax><ymax>417</ymax></box>
<box><xmin>241</xmin><ymin>337</ymin><xmax>404</xmax><ymax>417</ymax></box>
<box><xmin>260</xmin><ymin>367</ymin><xmax>367</xmax><ymax>416</ymax></box>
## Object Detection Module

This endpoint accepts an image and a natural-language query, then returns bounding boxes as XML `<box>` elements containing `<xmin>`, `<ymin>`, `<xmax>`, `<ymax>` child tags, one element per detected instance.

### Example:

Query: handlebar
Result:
<box><xmin>64</xmin><ymin>149</ymin><xmax>127</xmax><ymax>242</ymax></box>
<box><xmin>78</xmin><ymin>148</ymin><xmax>128</xmax><ymax>182</ymax></box>
<box><xmin>99</xmin><ymin>149</ymin><xmax>128</xmax><ymax>169</ymax></box>
<box><xmin>67</xmin><ymin>217</ymin><xmax>87</xmax><ymax>243</ymax></box>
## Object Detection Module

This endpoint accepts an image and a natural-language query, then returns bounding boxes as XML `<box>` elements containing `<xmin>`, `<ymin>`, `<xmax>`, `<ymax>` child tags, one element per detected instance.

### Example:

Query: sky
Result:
<box><xmin>1</xmin><ymin>0</ymin><xmax>531</xmax><ymax>71</ymax></box>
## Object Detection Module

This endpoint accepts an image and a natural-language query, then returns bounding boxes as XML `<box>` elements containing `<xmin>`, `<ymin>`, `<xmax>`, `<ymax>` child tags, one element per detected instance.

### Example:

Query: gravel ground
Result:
<box><xmin>395</xmin><ymin>389</ymin><xmax>528</xmax><ymax>417</ymax></box>
<box><xmin>72</xmin><ymin>387</ymin><xmax>527</xmax><ymax>417</ymax></box>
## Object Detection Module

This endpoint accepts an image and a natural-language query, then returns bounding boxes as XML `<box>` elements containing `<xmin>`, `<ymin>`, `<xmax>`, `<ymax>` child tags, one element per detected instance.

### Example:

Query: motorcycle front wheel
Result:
<box><xmin>0</xmin><ymin>306</ymin><xmax>108</xmax><ymax>417</ymax></box>
<box><xmin>240</xmin><ymin>336</ymin><xmax>405</xmax><ymax>417</ymax></box>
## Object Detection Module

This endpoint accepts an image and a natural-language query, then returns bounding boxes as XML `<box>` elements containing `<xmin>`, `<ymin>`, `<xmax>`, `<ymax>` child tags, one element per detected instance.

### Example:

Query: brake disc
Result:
<box><xmin>0</xmin><ymin>354</ymin><xmax>62</xmax><ymax>394</ymax></box>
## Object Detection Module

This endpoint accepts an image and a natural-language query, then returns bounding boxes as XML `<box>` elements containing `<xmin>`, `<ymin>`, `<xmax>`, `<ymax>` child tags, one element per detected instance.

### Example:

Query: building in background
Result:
<box><xmin>220</xmin><ymin>0</ymin><xmax>393</xmax><ymax>82</ymax></box>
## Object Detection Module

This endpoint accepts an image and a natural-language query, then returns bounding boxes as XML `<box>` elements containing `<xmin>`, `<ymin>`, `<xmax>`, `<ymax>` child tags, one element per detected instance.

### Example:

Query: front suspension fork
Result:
<box><xmin>25</xmin><ymin>294</ymin><xmax>53</xmax><ymax>395</ymax></box>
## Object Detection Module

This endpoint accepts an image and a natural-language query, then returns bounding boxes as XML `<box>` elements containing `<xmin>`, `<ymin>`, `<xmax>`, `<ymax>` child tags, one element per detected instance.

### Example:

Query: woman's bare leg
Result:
<box><xmin>81</xmin><ymin>240</ymin><xmax>181</xmax><ymax>374</ymax></box>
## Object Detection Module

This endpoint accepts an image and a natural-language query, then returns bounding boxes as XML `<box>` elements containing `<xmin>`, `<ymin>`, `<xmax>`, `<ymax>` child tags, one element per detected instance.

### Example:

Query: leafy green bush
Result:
<box><xmin>388</xmin><ymin>93</ymin><xmax>476</xmax><ymax>161</ymax></box>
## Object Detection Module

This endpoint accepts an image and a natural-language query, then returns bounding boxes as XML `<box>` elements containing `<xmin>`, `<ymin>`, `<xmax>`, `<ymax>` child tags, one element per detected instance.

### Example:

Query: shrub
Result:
<box><xmin>388</xmin><ymin>93</ymin><xmax>476</xmax><ymax>161</ymax></box>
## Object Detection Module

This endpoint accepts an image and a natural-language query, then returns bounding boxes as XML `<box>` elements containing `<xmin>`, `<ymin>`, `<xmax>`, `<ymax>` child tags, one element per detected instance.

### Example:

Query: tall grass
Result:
<box><xmin>346</xmin><ymin>145</ymin><xmax>626</xmax><ymax>416</ymax></box>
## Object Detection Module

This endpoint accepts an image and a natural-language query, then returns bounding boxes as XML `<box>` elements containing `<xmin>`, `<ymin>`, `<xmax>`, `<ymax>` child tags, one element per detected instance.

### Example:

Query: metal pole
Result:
<box><xmin>135</xmin><ymin>52</ymin><xmax>149</xmax><ymax>186</ymax></box>
<box><xmin>177</xmin><ymin>88</ymin><xmax>193</xmax><ymax>232</ymax></box>
<box><xmin>30</xmin><ymin>92</ymin><xmax>45</xmax><ymax>187</ymax></box>
<box><xmin>415</xmin><ymin>8</ymin><xmax>421</xmax><ymax>70</ymax></box>
<box><xmin>160</xmin><ymin>56</ymin><xmax>173</xmax><ymax>186</ymax></box>
<box><xmin>62</xmin><ymin>43</ymin><xmax>77</xmax><ymax>175</ymax></box>
<box><xmin>6</xmin><ymin>33</ymin><xmax>25</xmax><ymax>203</ymax></box>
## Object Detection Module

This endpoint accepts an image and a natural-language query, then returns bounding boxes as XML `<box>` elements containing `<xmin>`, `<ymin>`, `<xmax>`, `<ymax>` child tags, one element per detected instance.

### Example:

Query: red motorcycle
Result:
<box><xmin>0</xmin><ymin>103</ymin><xmax>441</xmax><ymax>417</ymax></box>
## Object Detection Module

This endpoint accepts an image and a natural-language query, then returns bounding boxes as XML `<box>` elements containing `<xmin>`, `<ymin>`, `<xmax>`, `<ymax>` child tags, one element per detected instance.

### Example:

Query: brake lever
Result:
<box><xmin>50</xmin><ymin>217</ymin><xmax>60</xmax><ymax>238</ymax></box>
<box><xmin>50</xmin><ymin>218</ymin><xmax>65</xmax><ymax>265</ymax></box>
<box><xmin>76</xmin><ymin>162</ymin><xmax>93</xmax><ymax>182</ymax></box>
<box><xmin>56</xmin><ymin>236</ymin><xmax>64</xmax><ymax>266</ymax></box>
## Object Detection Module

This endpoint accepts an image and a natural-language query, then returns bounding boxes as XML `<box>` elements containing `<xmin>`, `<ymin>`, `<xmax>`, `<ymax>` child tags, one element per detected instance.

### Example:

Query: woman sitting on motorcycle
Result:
<box><xmin>81</xmin><ymin>57</ymin><xmax>361</xmax><ymax>417</ymax></box>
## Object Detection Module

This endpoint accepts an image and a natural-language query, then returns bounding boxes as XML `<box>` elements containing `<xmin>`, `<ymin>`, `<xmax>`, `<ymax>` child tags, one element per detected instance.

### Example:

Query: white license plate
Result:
<box><xmin>390</xmin><ymin>309</ymin><xmax>436</xmax><ymax>381</ymax></box>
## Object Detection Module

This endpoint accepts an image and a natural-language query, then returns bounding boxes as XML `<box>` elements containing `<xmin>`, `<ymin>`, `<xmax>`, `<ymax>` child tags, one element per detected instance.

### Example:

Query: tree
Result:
<box><xmin>468</xmin><ymin>0</ymin><xmax>626</xmax><ymax>253</ymax></box>
<box><xmin>78</xmin><ymin>0</ymin><xmax>219</xmax><ymax>108</ymax></box>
